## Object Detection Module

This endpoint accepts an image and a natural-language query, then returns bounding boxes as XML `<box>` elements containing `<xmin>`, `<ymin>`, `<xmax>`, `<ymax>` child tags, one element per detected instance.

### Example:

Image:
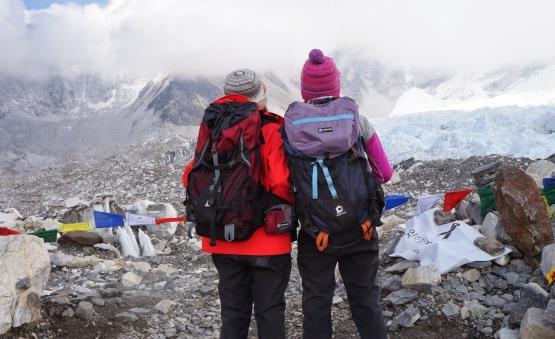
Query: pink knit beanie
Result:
<box><xmin>300</xmin><ymin>49</ymin><xmax>340</xmax><ymax>101</ymax></box>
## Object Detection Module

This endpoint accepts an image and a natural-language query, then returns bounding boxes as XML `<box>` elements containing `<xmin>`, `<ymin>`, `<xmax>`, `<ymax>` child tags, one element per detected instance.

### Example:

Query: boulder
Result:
<box><xmin>526</xmin><ymin>160</ymin><xmax>555</xmax><ymax>188</ymax></box>
<box><xmin>520</xmin><ymin>307</ymin><xmax>555</xmax><ymax>339</ymax></box>
<box><xmin>494</xmin><ymin>166</ymin><xmax>553</xmax><ymax>266</ymax></box>
<box><xmin>0</xmin><ymin>235</ymin><xmax>50</xmax><ymax>335</ymax></box>
<box><xmin>401</xmin><ymin>265</ymin><xmax>441</xmax><ymax>290</ymax></box>
<box><xmin>59</xmin><ymin>231</ymin><xmax>103</xmax><ymax>246</ymax></box>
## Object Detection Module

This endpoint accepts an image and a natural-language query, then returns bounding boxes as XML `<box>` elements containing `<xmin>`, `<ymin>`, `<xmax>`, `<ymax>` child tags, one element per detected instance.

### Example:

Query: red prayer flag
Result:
<box><xmin>443</xmin><ymin>189</ymin><xmax>474</xmax><ymax>211</ymax></box>
<box><xmin>0</xmin><ymin>226</ymin><xmax>20</xmax><ymax>236</ymax></box>
<box><xmin>155</xmin><ymin>217</ymin><xmax>187</xmax><ymax>225</ymax></box>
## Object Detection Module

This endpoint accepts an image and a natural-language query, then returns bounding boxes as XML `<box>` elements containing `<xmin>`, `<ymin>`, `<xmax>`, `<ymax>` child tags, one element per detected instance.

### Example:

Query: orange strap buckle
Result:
<box><xmin>316</xmin><ymin>231</ymin><xmax>329</xmax><ymax>252</ymax></box>
<box><xmin>361</xmin><ymin>220</ymin><xmax>373</xmax><ymax>241</ymax></box>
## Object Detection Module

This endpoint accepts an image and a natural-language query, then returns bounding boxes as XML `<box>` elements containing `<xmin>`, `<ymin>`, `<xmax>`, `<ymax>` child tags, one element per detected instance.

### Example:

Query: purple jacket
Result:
<box><xmin>359</xmin><ymin>115</ymin><xmax>393</xmax><ymax>184</ymax></box>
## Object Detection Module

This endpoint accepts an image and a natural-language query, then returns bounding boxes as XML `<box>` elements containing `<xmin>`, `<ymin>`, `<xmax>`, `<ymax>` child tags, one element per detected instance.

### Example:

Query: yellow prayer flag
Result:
<box><xmin>59</xmin><ymin>222</ymin><xmax>92</xmax><ymax>233</ymax></box>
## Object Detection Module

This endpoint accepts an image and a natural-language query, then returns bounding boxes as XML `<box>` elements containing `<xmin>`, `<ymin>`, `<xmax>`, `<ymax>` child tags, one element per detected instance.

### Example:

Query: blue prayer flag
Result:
<box><xmin>93</xmin><ymin>210</ymin><xmax>124</xmax><ymax>228</ymax></box>
<box><xmin>384</xmin><ymin>195</ymin><xmax>411</xmax><ymax>211</ymax></box>
<box><xmin>544</xmin><ymin>177</ymin><xmax>555</xmax><ymax>189</ymax></box>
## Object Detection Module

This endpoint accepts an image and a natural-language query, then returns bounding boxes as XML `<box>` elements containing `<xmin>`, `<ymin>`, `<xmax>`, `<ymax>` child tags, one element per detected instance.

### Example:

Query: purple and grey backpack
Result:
<box><xmin>283</xmin><ymin>97</ymin><xmax>384</xmax><ymax>251</ymax></box>
<box><xmin>284</xmin><ymin>97</ymin><xmax>360</xmax><ymax>158</ymax></box>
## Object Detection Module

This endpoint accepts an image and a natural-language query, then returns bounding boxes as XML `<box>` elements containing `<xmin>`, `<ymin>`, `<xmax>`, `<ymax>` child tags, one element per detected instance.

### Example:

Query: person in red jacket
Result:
<box><xmin>182</xmin><ymin>69</ymin><xmax>293</xmax><ymax>339</ymax></box>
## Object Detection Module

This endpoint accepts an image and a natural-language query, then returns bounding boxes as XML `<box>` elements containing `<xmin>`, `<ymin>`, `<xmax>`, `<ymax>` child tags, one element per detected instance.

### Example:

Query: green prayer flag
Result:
<box><xmin>477</xmin><ymin>187</ymin><xmax>496</xmax><ymax>217</ymax></box>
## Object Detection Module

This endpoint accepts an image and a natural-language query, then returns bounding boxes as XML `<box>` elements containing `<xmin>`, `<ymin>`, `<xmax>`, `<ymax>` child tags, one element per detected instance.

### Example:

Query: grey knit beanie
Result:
<box><xmin>223</xmin><ymin>69</ymin><xmax>267</xmax><ymax>108</ymax></box>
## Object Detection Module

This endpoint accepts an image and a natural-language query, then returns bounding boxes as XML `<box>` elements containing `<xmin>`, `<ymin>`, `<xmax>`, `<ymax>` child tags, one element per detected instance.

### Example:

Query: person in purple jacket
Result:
<box><xmin>296</xmin><ymin>49</ymin><xmax>393</xmax><ymax>339</ymax></box>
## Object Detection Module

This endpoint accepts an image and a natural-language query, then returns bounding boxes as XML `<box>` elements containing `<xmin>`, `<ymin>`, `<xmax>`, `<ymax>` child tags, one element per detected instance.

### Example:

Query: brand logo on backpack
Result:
<box><xmin>335</xmin><ymin>205</ymin><xmax>346</xmax><ymax>217</ymax></box>
<box><xmin>318</xmin><ymin>127</ymin><xmax>333</xmax><ymax>133</ymax></box>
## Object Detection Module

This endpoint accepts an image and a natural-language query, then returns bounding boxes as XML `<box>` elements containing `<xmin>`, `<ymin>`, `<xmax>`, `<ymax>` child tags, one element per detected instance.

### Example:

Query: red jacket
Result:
<box><xmin>182</xmin><ymin>95</ymin><xmax>292</xmax><ymax>255</ymax></box>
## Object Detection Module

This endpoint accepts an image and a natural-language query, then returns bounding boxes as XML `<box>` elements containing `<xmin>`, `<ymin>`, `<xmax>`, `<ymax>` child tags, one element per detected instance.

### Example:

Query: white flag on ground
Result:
<box><xmin>138</xmin><ymin>229</ymin><xmax>156</xmax><ymax>257</ymax></box>
<box><xmin>415</xmin><ymin>193</ymin><xmax>443</xmax><ymax>216</ymax></box>
<box><xmin>390</xmin><ymin>209</ymin><xmax>511</xmax><ymax>273</ymax></box>
<box><xmin>126</xmin><ymin>213</ymin><xmax>156</xmax><ymax>226</ymax></box>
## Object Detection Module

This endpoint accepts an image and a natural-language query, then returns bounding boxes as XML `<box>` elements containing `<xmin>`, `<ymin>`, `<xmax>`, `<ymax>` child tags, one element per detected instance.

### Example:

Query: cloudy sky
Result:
<box><xmin>2</xmin><ymin>0</ymin><xmax>555</xmax><ymax>78</ymax></box>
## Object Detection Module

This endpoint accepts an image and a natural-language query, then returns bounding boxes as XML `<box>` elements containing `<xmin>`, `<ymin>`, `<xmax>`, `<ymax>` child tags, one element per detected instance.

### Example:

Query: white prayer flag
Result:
<box><xmin>415</xmin><ymin>193</ymin><xmax>443</xmax><ymax>216</ymax></box>
<box><xmin>126</xmin><ymin>213</ymin><xmax>156</xmax><ymax>226</ymax></box>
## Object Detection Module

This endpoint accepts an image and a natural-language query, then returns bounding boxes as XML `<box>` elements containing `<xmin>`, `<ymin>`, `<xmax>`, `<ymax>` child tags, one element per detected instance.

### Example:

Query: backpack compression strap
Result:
<box><xmin>361</xmin><ymin>219</ymin><xmax>373</xmax><ymax>241</ymax></box>
<box><xmin>315</xmin><ymin>219</ymin><xmax>373</xmax><ymax>252</ymax></box>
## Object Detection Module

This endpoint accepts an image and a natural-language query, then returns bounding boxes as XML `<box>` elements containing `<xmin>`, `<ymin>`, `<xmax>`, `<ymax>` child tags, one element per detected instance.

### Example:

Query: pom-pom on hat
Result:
<box><xmin>300</xmin><ymin>49</ymin><xmax>340</xmax><ymax>101</ymax></box>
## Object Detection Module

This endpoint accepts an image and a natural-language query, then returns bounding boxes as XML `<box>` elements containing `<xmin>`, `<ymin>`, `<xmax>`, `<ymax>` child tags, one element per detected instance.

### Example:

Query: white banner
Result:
<box><xmin>390</xmin><ymin>209</ymin><xmax>511</xmax><ymax>273</ymax></box>
<box><xmin>126</xmin><ymin>213</ymin><xmax>156</xmax><ymax>226</ymax></box>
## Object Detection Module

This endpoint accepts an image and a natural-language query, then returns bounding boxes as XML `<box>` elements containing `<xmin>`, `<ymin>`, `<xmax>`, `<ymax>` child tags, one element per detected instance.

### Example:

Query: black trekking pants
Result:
<box><xmin>297</xmin><ymin>231</ymin><xmax>386</xmax><ymax>339</ymax></box>
<box><xmin>212</xmin><ymin>253</ymin><xmax>292</xmax><ymax>339</ymax></box>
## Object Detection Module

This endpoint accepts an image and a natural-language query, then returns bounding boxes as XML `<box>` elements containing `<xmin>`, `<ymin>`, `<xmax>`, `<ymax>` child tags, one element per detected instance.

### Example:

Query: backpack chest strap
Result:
<box><xmin>311</xmin><ymin>159</ymin><xmax>338</xmax><ymax>200</ymax></box>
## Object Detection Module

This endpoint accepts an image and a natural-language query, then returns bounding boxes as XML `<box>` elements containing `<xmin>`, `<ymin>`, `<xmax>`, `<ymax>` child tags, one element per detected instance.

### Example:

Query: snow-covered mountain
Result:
<box><xmin>1</xmin><ymin>58</ymin><xmax>554</xmax><ymax>172</ymax></box>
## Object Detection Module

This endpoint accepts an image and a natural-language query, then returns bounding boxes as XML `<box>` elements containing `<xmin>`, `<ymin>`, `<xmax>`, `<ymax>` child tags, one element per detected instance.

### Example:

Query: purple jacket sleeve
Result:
<box><xmin>359</xmin><ymin>116</ymin><xmax>393</xmax><ymax>184</ymax></box>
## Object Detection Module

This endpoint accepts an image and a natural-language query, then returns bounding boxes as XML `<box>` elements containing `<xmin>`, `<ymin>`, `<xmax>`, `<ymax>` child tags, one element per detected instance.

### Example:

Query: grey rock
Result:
<box><xmin>464</xmin><ymin>300</ymin><xmax>489</xmax><ymax>318</ymax></box>
<box><xmin>62</xmin><ymin>308</ymin><xmax>74</xmax><ymax>318</ymax></box>
<box><xmin>481</xmin><ymin>326</ymin><xmax>493</xmax><ymax>336</ymax></box>
<box><xmin>114</xmin><ymin>312</ymin><xmax>139</xmax><ymax>322</ymax></box>
<box><xmin>441</xmin><ymin>301</ymin><xmax>460</xmax><ymax>317</ymax></box>
<box><xmin>481</xmin><ymin>212</ymin><xmax>501</xmax><ymax>238</ymax></box>
<box><xmin>504</xmin><ymin>272</ymin><xmax>520</xmax><ymax>285</ymax></box>
<box><xmin>75</xmin><ymin>301</ymin><xmax>94</xmax><ymax>320</ymax></box>
<box><xmin>466</xmin><ymin>261</ymin><xmax>492</xmax><ymax>269</ymax></box>
<box><xmin>475</xmin><ymin>236</ymin><xmax>505</xmax><ymax>256</ymax></box>
<box><xmin>433</xmin><ymin>210</ymin><xmax>456</xmax><ymax>225</ymax></box>
<box><xmin>155</xmin><ymin>299</ymin><xmax>176</xmax><ymax>314</ymax></box>
<box><xmin>393</xmin><ymin>307</ymin><xmax>420</xmax><ymax>328</ymax></box>
<box><xmin>510</xmin><ymin>259</ymin><xmax>534</xmax><ymax>274</ymax></box>
<box><xmin>384</xmin><ymin>289</ymin><xmax>419</xmax><ymax>306</ymax></box>
<box><xmin>15</xmin><ymin>277</ymin><xmax>31</xmax><ymax>290</ymax></box>
<box><xmin>462</xmin><ymin>268</ymin><xmax>481</xmax><ymax>283</ymax></box>
<box><xmin>544</xmin><ymin>299</ymin><xmax>555</xmax><ymax>324</ymax></box>
<box><xmin>467</xmin><ymin>202</ymin><xmax>484</xmax><ymax>225</ymax></box>
<box><xmin>401</xmin><ymin>265</ymin><xmax>441</xmax><ymax>290</ymax></box>
<box><xmin>520</xmin><ymin>307</ymin><xmax>555</xmax><ymax>339</ymax></box>
<box><xmin>129</xmin><ymin>307</ymin><xmax>151</xmax><ymax>317</ymax></box>
<box><xmin>122</xmin><ymin>271</ymin><xmax>142</xmax><ymax>288</ymax></box>
<box><xmin>456</xmin><ymin>285</ymin><xmax>469</xmax><ymax>294</ymax></box>
<box><xmin>522</xmin><ymin>283</ymin><xmax>550</xmax><ymax>309</ymax></box>
<box><xmin>496</xmin><ymin>328</ymin><xmax>520</xmax><ymax>339</ymax></box>
<box><xmin>495</xmin><ymin>279</ymin><xmax>509</xmax><ymax>290</ymax></box>
<box><xmin>381</xmin><ymin>275</ymin><xmax>403</xmax><ymax>292</ymax></box>
<box><xmin>90</xmin><ymin>297</ymin><xmax>105</xmax><ymax>306</ymax></box>
<box><xmin>484</xmin><ymin>295</ymin><xmax>505</xmax><ymax>308</ymax></box>
<box><xmin>541</xmin><ymin>244</ymin><xmax>555</xmax><ymax>283</ymax></box>
<box><xmin>385</xmin><ymin>260</ymin><xmax>419</xmax><ymax>274</ymax></box>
